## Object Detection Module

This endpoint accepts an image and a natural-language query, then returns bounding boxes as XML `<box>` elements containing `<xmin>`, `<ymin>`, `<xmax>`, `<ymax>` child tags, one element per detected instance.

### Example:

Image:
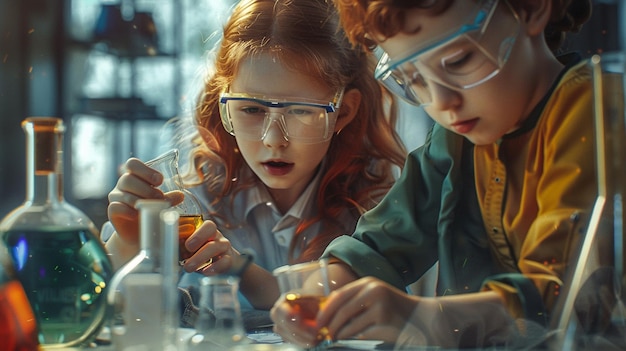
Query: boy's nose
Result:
<box><xmin>428</xmin><ymin>81</ymin><xmax>462</xmax><ymax>111</ymax></box>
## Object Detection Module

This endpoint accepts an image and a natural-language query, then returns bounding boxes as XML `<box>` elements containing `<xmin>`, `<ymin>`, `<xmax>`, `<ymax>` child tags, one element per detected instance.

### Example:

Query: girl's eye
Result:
<box><xmin>240</xmin><ymin>106</ymin><xmax>265</xmax><ymax>114</ymax></box>
<box><xmin>287</xmin><ymin>108</ymin><xmax>311</xmax><ymax>115</ymax></box>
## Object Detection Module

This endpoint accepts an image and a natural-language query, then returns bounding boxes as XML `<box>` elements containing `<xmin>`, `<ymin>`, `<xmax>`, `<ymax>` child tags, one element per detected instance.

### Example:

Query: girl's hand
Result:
<box><xmin>182</xmin><ymin>220</ymin><xmax>240</xmax><ymax>274</ymax></box>
<box><xmin>107</xmin><ymin>158</ymin><xmax>184</xmax><ymax>245</ymax></box>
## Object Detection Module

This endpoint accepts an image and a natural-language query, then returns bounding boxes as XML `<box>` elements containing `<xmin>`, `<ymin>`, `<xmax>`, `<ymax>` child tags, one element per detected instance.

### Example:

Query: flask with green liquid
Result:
<box><xmin>0</xmin><ymin>117</ymin><xmax>113</xmax><ymax>348</ymax></box>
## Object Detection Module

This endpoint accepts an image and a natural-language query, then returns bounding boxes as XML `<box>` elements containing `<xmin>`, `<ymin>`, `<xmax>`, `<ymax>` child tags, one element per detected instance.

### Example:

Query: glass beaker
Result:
<box><xmin>273</xmin><ymin>259</ymin><xmax>332</xmax><ymax>347</ymax></box>
<box><xmin>0</xmin><ymin>117</ymin><xmax>113</xmax><ymax>348</ymax></box>
<box><xmin>145</xmin><ymin>149</ymin><xmax>208</xmax><ymax>267</ymax></box>
<box><xmin>187</xmin><ymin>275</ymin><xmax>249</xmax><ymax>350</ymax></box>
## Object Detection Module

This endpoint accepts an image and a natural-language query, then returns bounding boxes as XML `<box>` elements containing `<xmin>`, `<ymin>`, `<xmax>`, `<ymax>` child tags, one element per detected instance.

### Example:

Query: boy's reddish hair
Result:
<box><xmin>333</xmin><ymin>0</ymin><xmax>592</xmax><ymax>53</ymax></box>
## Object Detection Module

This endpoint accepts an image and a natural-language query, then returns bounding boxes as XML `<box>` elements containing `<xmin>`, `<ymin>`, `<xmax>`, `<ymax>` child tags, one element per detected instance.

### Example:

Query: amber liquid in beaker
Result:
<box><xmin>178</xmin><ymin>214</ymin><xmax>204</xmax><ymax>264</ymax></box>
<box><xmin>285</xmin><ymin>292</ymin><xmax>330</xmax><ymax>341</ymax></box>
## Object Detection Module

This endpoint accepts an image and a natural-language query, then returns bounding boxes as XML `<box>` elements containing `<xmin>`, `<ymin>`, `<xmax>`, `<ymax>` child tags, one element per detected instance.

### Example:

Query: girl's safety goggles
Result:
<box><xmin>374</xmin><ymin>0</ymin><xmax>520</xmax><ymax>106</ymax></box>
<box><xmin>219</xmin><ymin>90</ymin><xmax>344</xmax><ymax>144</ymax></box>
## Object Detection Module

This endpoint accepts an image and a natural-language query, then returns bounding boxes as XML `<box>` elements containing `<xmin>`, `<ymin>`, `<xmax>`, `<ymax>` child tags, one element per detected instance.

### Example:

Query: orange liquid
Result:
<box><xmin>178</xmin><ymin>214</ymin><xmax>204</xmax><ymax>263</ymax></box>
<box><xmin>285</xmin><ymin>293</ymin><xmax>327</xmax><ymax>328</ymax></box>
<box><xmin>0</xmin><ymin>280</ymin><xmax>40</xmax><ymax>350</ymax></box>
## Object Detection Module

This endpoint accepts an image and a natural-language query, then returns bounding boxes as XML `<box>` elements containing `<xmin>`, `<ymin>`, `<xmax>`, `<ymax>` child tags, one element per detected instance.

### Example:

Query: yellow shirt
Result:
<box><xmin>476</xmin><ymin>59</ymin><xmax>597</xmax><ymax>316</ymax></box>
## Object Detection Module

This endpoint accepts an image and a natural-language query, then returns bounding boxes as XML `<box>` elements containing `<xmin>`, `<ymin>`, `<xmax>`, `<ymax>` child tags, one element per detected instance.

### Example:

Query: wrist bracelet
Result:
<box><xmin>229</xmin><ymin>252</ymin><xmax>254</xmax><ymax>277</ymax></box>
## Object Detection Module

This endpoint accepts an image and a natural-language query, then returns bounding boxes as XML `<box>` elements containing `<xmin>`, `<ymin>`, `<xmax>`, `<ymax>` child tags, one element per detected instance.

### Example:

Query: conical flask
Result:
<box><xmin>107</xmin><ymin>199</ymin><xmax>180</xmax><ymax>351</ymax></box>
<box><xmin>0</xmin><ymin>240</ymin><xmax>40</xmax><ymax>350</ymax></box>
<box><xmin>0</xmin><ymin>117</ymin><xmax>113</xmax><ymax>347</ymax></box>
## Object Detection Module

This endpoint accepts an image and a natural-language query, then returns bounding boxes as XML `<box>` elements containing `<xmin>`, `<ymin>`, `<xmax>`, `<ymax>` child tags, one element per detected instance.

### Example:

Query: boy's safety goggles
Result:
<box><xmin>374</xmin><ymin>0</ymin><xmax>520</xmax><ymax>106</ymax></box>
<box><xmin>219</xmin><ymin>90</ymin><xmax>344</xmax><ymax>144</ymax></box>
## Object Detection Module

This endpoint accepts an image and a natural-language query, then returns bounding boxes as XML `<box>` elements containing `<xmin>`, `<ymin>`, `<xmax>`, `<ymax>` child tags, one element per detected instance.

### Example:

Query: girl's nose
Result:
<box><xmin>428</xmin><ymin>81</ymin><xmax>462</xmax><ymax>111</ymax></box>
<box><xmin>262</xmin><ymin>114</ymin><xmax>289</xmax><ymax>148</ymax></box>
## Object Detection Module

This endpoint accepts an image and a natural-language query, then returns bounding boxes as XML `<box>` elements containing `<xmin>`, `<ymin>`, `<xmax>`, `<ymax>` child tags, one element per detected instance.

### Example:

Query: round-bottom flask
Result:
<box><xmin>0</xmin><ymin>117</ymin><xmax>113</xmax><ymax>348</ymax></box>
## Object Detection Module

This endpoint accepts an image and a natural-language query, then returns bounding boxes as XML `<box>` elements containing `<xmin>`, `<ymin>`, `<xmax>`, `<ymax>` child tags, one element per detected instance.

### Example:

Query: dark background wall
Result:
<box><xmin>0</xmin><ymin>0</ymin><xmax>623</xmax><ymax>225</ymax></box>
<box><xmin>1</xmin><ymin>0</ymin><xmax>66</xmax><ymax>218</ymax></box>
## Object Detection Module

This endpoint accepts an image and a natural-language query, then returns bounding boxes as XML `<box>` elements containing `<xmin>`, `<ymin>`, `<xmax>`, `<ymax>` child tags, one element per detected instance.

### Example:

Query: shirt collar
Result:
<box><xmin>504</xmin><ymin>52</ymin><xmax>582</xmax><ymax>139</ymax></box>
<box><xmin>244</xmin><ymin>161</ymin><xmax>325</xmax><ymax>230</ymax></box>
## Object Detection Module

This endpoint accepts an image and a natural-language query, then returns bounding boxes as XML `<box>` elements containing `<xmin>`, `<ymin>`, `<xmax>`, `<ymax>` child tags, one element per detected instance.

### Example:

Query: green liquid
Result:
<box><xmin>2</xmin><ymin>228</ymin><xmax>112</xmax><ymax>347</ymax></box>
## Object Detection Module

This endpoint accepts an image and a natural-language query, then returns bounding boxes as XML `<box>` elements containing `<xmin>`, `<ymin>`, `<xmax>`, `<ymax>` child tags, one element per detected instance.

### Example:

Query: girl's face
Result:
<box><xmin>378</xmin><ymin>0</ymin><xmax>555</xmax><ymax>145</ymax></box>
<box><xmin>229</xmin><ymin>54</ymin><xmax>339</xmax><ymax>205</ymax></box>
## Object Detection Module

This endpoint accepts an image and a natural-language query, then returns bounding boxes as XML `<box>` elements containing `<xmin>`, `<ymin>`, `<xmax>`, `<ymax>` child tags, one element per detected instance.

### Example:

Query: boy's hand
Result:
<box><xmin>271</xmin><ymin>296</ymin><xmax>322</xmax><ymax>347</ymax></box>
<box><xmin>318</xmin><ymin>277</ymin><xmax>416</xmax><ymax>344</ymax></box>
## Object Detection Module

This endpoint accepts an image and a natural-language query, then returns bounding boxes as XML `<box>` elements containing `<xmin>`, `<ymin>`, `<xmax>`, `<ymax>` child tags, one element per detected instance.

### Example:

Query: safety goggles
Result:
<box><xmin>374</xmin><ymin>0</ymin><xmax>520</xmax><ymax>106</ymax></box>
<box><xmin>219</xmin><ymin>89</ymin><xmax>344</xmax><ymax>144</ymax></box>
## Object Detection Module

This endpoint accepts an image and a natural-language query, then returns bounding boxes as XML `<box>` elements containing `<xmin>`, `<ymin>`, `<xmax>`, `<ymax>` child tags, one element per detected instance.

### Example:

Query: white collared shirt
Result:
<box><xmin>177</xmin><ymin>163</ymin><xmax>357</xmax><ymax>309</ymax></box>
<box><xmin>189</xmin><ymin>163</ymin><xmax>351</xmax><ymax>272</ymax></box>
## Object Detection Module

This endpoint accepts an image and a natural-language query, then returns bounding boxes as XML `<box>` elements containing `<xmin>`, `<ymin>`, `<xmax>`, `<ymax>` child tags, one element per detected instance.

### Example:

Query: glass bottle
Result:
<box><xmin>107</xmin><ymin>199</ymin><xmax>180</xmax><ymax>351</ymax></box>
<box><xmin>0</xmin><ymin>117</ymin><xmax>113</xmax><ymax>348</ymax></box>
<box><xmin>187</xmin><ymin>275</ymin><xmax>249</xmax><ymax>350</ymax></box>
<box><xmin>0</xmin><ymin>240</ymin><xmax>40</xmax><ymax>351</ymax></box>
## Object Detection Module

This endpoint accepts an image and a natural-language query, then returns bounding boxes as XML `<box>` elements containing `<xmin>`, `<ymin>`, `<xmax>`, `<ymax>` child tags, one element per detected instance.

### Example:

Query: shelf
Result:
<box><xmin>78</xmin><ymin>97</ymin><xmax>165</xmax><ymax>121</ymax></box>
<box><xmin>64</xmin><ymin>0</ymin><xmax>183</xmax><ymax>210</ymax></box>
<box><xmin>69</xmin><ymin>39</ymin><xmax>176</xmax><ymax>59</ymax></box>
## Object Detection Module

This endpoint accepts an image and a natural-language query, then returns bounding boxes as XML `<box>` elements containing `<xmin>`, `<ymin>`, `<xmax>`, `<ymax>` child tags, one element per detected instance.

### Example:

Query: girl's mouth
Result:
<box><xmin>262</xmin><ymin>161</ymin><xmax>294</xmax><ymax>176</ymax></box>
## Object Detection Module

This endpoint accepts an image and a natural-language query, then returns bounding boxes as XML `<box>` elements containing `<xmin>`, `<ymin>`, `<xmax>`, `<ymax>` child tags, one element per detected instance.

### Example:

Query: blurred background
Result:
<box><xmin>0</xmin><ymin>0</ymin><xmax>624</xmax><ymax>230</ymax></box>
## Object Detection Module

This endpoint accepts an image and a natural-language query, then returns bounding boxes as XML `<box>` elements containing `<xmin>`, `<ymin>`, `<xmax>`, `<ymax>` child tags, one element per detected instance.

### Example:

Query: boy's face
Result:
<box><xmin>377</xmin><ymin>0</ymin><xmax>547</xmax><ymax>145</ymax></box>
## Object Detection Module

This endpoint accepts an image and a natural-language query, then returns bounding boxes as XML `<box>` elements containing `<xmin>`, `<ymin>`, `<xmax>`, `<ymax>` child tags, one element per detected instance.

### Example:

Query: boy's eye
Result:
<box><xmin>441</xmin><ymin>48</ymin><xmax>476</xmax><ymax>75</ymax></box>
<box><xmin>409</xmin><ymin>71</ymin><xmax>429</xmax><ymax>89</ymax></box>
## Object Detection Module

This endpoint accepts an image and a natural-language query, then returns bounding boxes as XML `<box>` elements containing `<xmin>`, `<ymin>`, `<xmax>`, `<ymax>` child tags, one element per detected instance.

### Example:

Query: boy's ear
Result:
<box><xmin>515</xmin><ymin>0</ymin><xmax>552</xmax><ymax>37</ymax></box>
<box><xmin>334</xmin><ymin>88</ymin><xmax>361</xmax><ymax>132</ymax></box>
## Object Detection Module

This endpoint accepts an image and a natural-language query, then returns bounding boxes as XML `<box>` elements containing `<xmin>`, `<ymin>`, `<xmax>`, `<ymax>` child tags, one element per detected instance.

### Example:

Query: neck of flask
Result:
<box><xmin>22</xmin><ymin>117</ymin><xmax>65</xmax><ymax>206</ymax></box>
<box><xmin>136</xmin><ymin>200</ymin><xmax>171</xmax><ymax>265</ymax></box>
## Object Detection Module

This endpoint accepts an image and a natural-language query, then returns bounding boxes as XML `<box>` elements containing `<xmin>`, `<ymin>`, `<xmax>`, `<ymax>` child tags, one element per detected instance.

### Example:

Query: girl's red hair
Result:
<box><xmin>189</xmin><ymin>0</ymin><xmax>406</xmax><ymax>263</ymax></box>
